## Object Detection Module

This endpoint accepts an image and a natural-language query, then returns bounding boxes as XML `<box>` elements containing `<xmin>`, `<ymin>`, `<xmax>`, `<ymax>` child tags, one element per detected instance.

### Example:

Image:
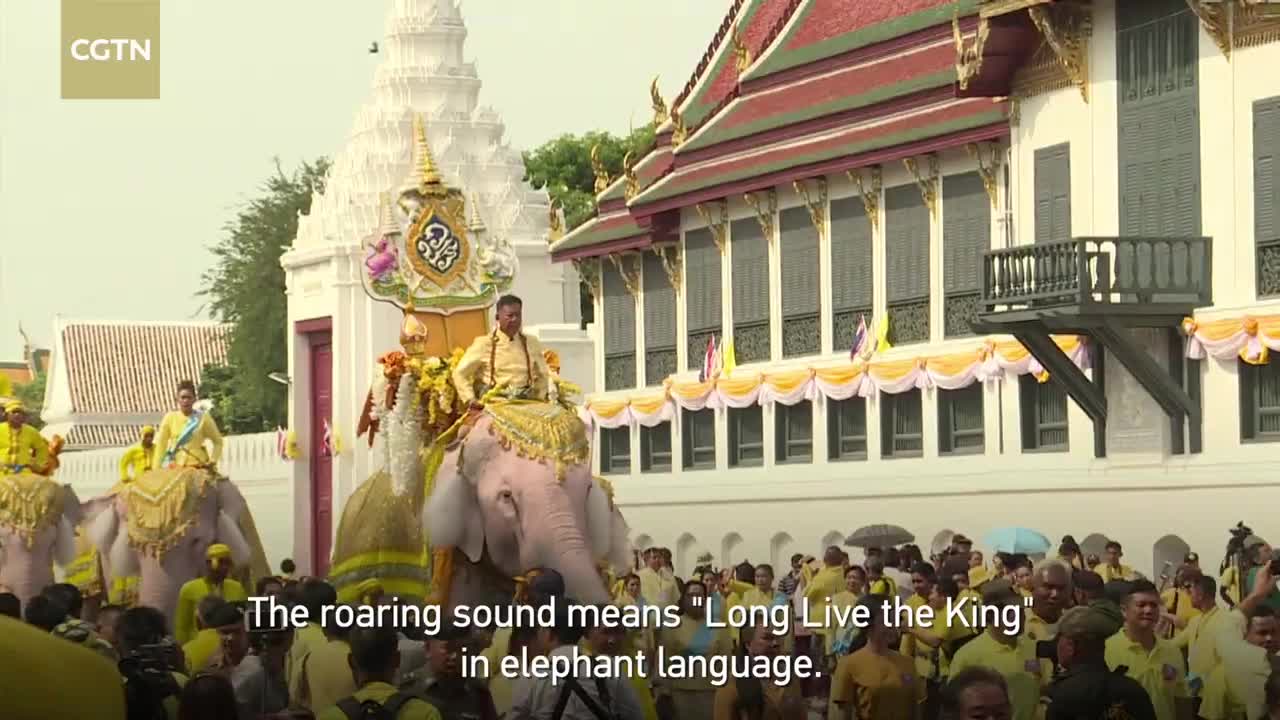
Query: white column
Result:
<box><xmin>768</xmin><ymin>194</ymin><xmax>783</xmax><ymax>362</ymax></box>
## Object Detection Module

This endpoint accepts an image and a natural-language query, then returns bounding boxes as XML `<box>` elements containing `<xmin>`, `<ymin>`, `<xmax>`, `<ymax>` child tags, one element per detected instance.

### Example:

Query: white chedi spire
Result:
<box><xmin>293</xmin><ymin>0</ymin><xmax>553</xmax><ymax>267</ymax></box>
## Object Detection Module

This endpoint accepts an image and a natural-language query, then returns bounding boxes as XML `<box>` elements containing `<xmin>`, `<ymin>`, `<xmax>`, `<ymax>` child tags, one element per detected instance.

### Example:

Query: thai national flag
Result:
<box><xmin>849</xmin><ymin>314</ymin><xmax>868</xmax><ymax>360</ymax></box>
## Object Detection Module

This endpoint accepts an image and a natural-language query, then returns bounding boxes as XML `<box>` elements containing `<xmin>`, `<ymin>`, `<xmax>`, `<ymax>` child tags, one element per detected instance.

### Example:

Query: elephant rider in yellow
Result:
<box><xmin>153</xmin><ymin>380</ymin><xmax>224</xmax><ymax>469</ymax></box>
<box><xmin>452</xmin><ymin>294</ymin><xmax>552</xmax><ymax>410</ymax></box>
<box><xmin>118</xmin><ymin>425</ymin><xmax>157</xmax><ymax>483</ymax></box>
<box><xmin>0</xmin><ymin>400</ymin><xmax>50</xmax><ymax>474</ymax></box>
<box><xmin>174</xmin><ymin>543</ymin><xmax>247</xmax><ymax>645</ymax></box>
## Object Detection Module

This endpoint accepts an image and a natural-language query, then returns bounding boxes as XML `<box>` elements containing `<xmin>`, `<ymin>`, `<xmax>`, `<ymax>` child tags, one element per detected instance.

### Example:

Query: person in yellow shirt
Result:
<box><xmin>153</xmin><ymin>379</ymin><xmax>223</xmax><ymax>469</ymax></box>
<box><xmin>317</xmin><ymin>626</ymin><xmax>442</xmax><ymax>720</ymax></box>
<box><xmin>1098</xmin><ymin>541</ymin><xmax>1139</xmax><ymax>583</ymax></box>
<box><xmin>1024</xmin><ymin>560</ymin><xmax>1072</xmax><ymax>644</ymax></box>
<box><xmin>117</xmin><ymin>425</ymin><xmax>156</xmax><ymax>483</ymax></box>
<box><xmin>803</xmin><ymin>547</ymin><xmax>847</xmax><ymax>652</ymax></box>
<box><xmin>303</xmin><ymin>612</ymin><xmax>359</xmax><ymax>713</ymax></box>
<box><xmin>182</xmin><ymin>595</ymin><xmax>228</xmax><ymax>673</ymax></box>
<box><xmin>1159</xmin><ymin>565</ymin><xmax>1201</xmax><ymax>639</ymax></box>
<box><xmin>289</xmin><ymin>578</ymin><xmax>337</xmax><ymax>709</ymax></box>
<box><xmin>0</xmin><ymin>613</ymin><xmax>127</xmax><ymax>720</ymax></box>
<box><xmin>1172</xmin><ymin>574</ymin><xmax>1224</xmax><ymax>686</ymax></box>
<box><xmin>582</xmin><ymin>613</ymin><xmax>659</xmax><ymax>720</ymax></box>
<box><xmin>713</xmin><ymin>621</ymin><xmax>806</xmax><ymax>720</ymax></box>
<box><xmin>1199</xmin><ymin>564</ymin><xmax>1279</xmax><ymax>720</ymax></box>
<box><xmin>830</xmin><ymin>594</ymin><xmax>926</xmax><ymax>720</ymax></box>
<box><xmin>0</xmin><ymin>401</ymin><xmax>50</xmax><ymax>473</ymax></box>
<box><xmin>655</xmin><ymin>579</ymin><xmax>735</xmax><ymax>720</ymax></box>
<box><xmin>865</xmin><ymin>557</ymin><xmax>898</xmax><ymax>598</ymax></box>
<box><xmin>636</xmin><ymin>547</ymin><xmax>679</xmax><ymax>607</ymax></box>
<box><xmin>1103</xmin><ymin>579</ymin><xmax>1191</xmax><ymax>720</ymax></box>
<box><xmin>951</xmin><ymin>582</ymin><xmax>1050</xmax><ymax>720</ymax></box>
<box><xmin>451</xmin><ymin>295</ymin><xmax>552</xmax><ymax>408</ymax></box>
<box><xmin>174</xmin><ymin>543</ymin><xmax>248</xmax><ymax>645</ymax></box>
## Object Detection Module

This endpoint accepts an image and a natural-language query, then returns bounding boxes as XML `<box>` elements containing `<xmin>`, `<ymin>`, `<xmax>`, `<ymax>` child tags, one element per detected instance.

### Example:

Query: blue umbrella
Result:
<box><xmin>984</xmin><ymin>527</ymin><xmax>1051</xmax><ymax>555</ymax></box>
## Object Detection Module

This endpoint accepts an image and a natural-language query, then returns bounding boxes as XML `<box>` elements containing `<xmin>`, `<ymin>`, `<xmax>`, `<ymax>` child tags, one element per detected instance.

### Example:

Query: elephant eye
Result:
<box><xmin>498</xmin><ymin>490</ymin><xmax>514</xmax><ymax>501</ymax></box>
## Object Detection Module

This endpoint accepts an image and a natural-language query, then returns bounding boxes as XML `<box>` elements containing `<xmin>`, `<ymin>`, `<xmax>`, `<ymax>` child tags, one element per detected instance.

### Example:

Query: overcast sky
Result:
<box><xmin>0</xmin><ymin>0</ymin><xmax>726</xmax><ymax>359</ymax></box>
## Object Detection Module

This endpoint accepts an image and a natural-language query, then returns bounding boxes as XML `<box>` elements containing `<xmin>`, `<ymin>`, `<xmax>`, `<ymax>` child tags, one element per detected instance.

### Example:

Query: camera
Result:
<box><xmin>1035</xmin><ymin>639</ymin><xmax>1058</xmax><ymax>665</ymax></box>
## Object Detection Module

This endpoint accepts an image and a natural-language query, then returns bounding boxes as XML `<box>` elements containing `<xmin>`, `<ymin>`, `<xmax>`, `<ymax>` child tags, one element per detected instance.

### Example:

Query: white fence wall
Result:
<box><xmin>54</xmin><ymin>432</ymin><xmax>296</xmax><ymax>572</ymax></box>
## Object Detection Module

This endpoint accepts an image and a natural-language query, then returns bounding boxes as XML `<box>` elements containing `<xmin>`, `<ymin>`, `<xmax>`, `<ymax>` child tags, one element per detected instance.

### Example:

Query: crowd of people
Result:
<box><xmin>2</xmin><ymin>530</ymin><xmax>1280</xmax><ymax>720</ymax></box>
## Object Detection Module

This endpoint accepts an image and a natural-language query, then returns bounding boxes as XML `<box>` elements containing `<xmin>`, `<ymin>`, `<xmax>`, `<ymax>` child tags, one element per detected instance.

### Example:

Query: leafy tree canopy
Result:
<box><xmin>198</xmin><ymin>157</ymin><xmax>329</xmax><ymax>434</ymax></box>
<box><xmin>12</xmin><ymin>372</ymin><xmax>46</xmax><ymax>429</ymax></box>
<box><xmin>522</xmin><ymin>124</ymin><xmax>656</xmax><ymax>230</ymax></box>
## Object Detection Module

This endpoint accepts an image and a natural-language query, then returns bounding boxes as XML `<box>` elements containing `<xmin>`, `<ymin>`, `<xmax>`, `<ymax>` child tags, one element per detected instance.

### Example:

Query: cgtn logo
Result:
<box><xmin>69</xmin><ymin>38</ymin><xmax>152</xmax><ymax>62</ymax></box>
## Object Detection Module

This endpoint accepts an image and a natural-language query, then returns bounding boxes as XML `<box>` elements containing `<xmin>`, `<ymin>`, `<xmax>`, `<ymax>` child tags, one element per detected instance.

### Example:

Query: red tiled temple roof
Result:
<box><xmin>60</xmin><ymin>321</ymin><xmax>230</xmax><ymax>415</ymax></box>
<box><xmin>632</xmin><ymin>98</ymin><xmax>1007</xmax><ymax>212</ymax></box>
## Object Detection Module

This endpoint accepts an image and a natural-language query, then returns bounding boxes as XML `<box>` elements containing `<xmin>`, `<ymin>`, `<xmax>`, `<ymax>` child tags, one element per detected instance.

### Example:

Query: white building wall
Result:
<box><xmin>55</xmin><ymin>433</ymin><xmax>295</xmax><ymax>573</ymax></box>
<box><xmin>591</xmin><ymin>1</ymin><xmax>1280</xmax><ymax>578</ymax></box>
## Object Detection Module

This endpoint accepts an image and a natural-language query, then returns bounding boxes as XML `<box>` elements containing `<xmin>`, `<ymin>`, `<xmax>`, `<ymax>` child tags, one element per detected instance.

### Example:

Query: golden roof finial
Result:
<box><xmin>377</xmin><ymin>191</ymin><xmax>399</xmax><ymax>236</ymax></box>
<box><xmin>650</xmin><ymin>76</ymin><xmax>668</xmax><ymax>126</ymax></box>
<box><xmin>548</xmin><ymin>197</ymin><xmax>564</xmax><ymax>244</ymax></box>
<box><xmin>670</xmin><ymin>106</ymin><xmax>687</xmax><ymax>146</ymax></box>
<box><xmin>467</xmin><ymin>193</ymin><xmax>486</xmax><ymax>233</ymax></box>
<box><xmin>412</xmin><ymin>113</ymin><xmax>443</xmax><ymax>190</ymax></box>
<box><xmin>623</xmin><ymin>150</ymin><xmax>639</xmax><ymax>201</ymax></box>
<box><xmin>590</xmin><ymin>144</ymin><xmax>610</xmax><ymax>194</ymax></box>
<box><xmin>732</xmin><ymin>22</ymin><xmax>751</xmax><ymax>75</ymax></box>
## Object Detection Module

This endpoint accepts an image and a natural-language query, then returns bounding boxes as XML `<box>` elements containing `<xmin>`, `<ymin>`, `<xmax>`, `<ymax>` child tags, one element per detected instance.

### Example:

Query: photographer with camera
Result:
<box><xmin>116</xmin><ymin>606</ymin><xmax>187</xmax><ymax>720</ymax></box>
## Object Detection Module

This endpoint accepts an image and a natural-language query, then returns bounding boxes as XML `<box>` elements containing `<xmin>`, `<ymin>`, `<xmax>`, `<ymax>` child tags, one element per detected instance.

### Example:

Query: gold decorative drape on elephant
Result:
<box><xmin>329</xmin><ymin>469</ymin><xmax>432</xmax><ymax>604</ymax></box>
<box><xmin>0</xmin><ymin>470</ymin><xmax>67</xmax><ymax>549</ymax></box>
<box><xmin>120</xmin><ymin>467</ymin><xmax>270</xmax><ymax>586</ymax></box>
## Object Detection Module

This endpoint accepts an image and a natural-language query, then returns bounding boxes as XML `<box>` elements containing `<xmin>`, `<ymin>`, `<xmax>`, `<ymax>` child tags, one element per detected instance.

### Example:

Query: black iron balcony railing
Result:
<box><xmin>980</xmin><ymin>236</ymin><xmax>1213</xmax><ymax>315</ymax></box>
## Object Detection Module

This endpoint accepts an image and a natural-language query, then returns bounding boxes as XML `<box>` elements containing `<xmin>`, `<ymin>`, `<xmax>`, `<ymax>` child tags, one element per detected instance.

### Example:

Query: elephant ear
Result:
<box><xmin>216</xmin><ymin>511</ymin><xmax>253</xmax><ymax>566</ymax></box>
<box><xmin>424</xmin><ymin>452</ymin><xmax>484</xmax><ymax>564</ymax></box>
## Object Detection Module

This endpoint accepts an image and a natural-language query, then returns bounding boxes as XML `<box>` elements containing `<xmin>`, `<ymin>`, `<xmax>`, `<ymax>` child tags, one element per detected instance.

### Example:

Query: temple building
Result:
<box><xmin>281</xmin><ymin>0</ymin><xmax>588</xmax><ymax>573</ymax></box>
<box><xmin>38</xmin><ymin>319</ymin><xmax>230</xmax><ymax>450</ymax></box>
<box><xmin>555</xmin><ymin>0</ymin><xmax>1280</xmax><ymax>577</ymax></box>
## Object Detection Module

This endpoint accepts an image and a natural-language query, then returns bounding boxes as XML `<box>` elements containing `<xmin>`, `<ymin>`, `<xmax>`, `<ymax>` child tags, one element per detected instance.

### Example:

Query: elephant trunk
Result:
<box><xmin>529</xmin><ymin>482</ymin><xmax>610</xmax><ymax>604</ymax></box>
<box><xmin>138</xmin><ymin>552</ymin><xmax>189</xmax><ymax>621</ymax></box>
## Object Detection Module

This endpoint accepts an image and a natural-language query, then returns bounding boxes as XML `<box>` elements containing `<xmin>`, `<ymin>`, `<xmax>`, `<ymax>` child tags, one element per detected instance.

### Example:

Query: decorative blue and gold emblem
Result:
<box><xmin>407</xmin><ymin>209</ymin><xmax>469</xmax><ymax>288</ymax></box>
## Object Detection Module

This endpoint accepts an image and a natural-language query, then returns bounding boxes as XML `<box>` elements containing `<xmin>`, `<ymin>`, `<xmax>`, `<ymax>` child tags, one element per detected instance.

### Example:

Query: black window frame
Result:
<box><xmin>827</xmin><ymin>396</ymin><xmax>868</xmax><ymax>461</ymax></box>
<box><xmin>880</xmin><ymin>389</ymin><xmax>923</xmax><ymax>459</ymax></box>
<box><xmin>681</xmin><ymin>408</ymin><xmax>717</xmax><ymax>470</ymax></box>
<box><xmin>728</xmin><ymin>405</ymin><xmax>765</xmax><ymax>468</ymax></box>
<box><xmin>599</xmin><ymin>426</ymin><xmax>631</xmax><ymax>475</ymax></box>
<box><xmin>1239</xmin><ymin>359</ymin><xmax>1280</xmax><ymax>442</ymax></box>
<box><xmin>1019</xmin><ymin>374</ymin><xmax>1070</xmax><ymax>452</ymax></box>
<box><xmin>640</xmin><ymin>422</ymin><xmax>673</xmax><ymax>472</ymax></box>
<box><xmin>938</xmin><ymin>384</ymin><xmax>985</xmax><ymax>455</ymax></box>
<box><xmin>774</xmin><ymin>401</ymin><xmax>814</xmax><ymax>464</ymax></box>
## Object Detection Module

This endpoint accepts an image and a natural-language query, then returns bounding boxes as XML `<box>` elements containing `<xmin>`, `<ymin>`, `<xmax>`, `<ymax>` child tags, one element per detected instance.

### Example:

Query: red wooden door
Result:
<box><xmin>309</xmin><ymin>335</ymin><xmax>333</xmax><ymax>576</ymax></box>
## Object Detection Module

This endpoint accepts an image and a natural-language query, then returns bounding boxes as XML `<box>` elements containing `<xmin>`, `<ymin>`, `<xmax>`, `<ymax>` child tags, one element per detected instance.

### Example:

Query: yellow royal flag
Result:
<box><xmin>875</xmin><ymin>314</ymin><xmax>892</xmax><ymax>353</ymax></box>
<box><xmin>722</xmin><ymin>339</ymin><xmax>737</xmax><ymax>377</ymax></box>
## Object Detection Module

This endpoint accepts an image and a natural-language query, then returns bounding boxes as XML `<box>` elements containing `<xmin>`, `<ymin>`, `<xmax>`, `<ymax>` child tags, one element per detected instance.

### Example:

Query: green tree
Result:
<box><xmin>14</xmin><ymin>372</ymin><xmax>46</xmax><ymax>429</ymax></box>
<box><xmin>522</xmin><ymin>124</ymin><xmax>656</xmax><ymax>325</ymax></box>
<box><xmin>198</xmin><ymin>157</ymin><xmax>329</xmax><ymax>434</ymax></box>
<box><xmin>522</xmin><ymin>124</ymin><xmax>656</xmax><ymax>231</ymax></box>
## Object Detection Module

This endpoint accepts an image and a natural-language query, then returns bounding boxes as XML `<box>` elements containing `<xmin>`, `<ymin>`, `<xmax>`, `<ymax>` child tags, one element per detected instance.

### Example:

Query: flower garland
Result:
<box><xmin>1181</xmin><ymin>314</ymin><xmax>1280</xmax><ymax>365</ymax></box>
<box><xmin>385</xmin><ymin>372</ymin><xmax>424</xmax><ymax>498</ymax></box>
<box><xmin>409</xmin><ymin>349</ymin><xmax>465</xmax><ymax>436</ymax></box>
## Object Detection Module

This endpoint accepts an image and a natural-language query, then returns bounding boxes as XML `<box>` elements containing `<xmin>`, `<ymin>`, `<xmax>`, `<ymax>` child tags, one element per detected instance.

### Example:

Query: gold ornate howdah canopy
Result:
<box><xmin>362</xmin><ymin>113</ymin><xmax>518</xmax><ymax>356</ymax></box>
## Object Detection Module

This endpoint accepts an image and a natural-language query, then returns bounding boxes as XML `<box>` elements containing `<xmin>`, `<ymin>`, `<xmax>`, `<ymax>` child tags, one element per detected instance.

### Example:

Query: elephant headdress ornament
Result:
<box><xmin>331</xmin><ymin>114</ymin><xmax>631</xmax><ymax>607</ymax></box>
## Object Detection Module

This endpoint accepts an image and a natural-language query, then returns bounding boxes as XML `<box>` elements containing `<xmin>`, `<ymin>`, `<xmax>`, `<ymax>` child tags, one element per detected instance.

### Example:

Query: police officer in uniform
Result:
<box><xmin>400</xmin><ymin>620</ymin><xmax>498</xmax><ymax>720</ymax></box>
<box><xmin>1043</xmin><ymin>605</ymin><xmax>1157</xmax><ymax>720</ymax></box>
